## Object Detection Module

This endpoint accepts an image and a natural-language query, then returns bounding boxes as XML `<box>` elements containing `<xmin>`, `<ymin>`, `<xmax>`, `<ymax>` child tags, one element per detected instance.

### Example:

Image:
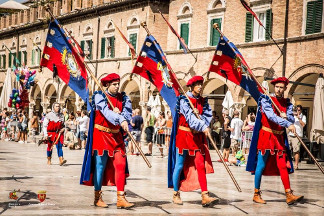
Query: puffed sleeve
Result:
<box><xmin>286</xmin><ymin>99</ymin><xmax>295</xmax><ymax>124</ymax></box>
<box><xmin>200</xmin><ymin>98</ymin><xmax>212</xmax><ymax>126</ymax></box>
<box><xmin>94</xmin><ymin>93</ymin><xmax>126</xmax><ymax>125</ymax></box>
<box><xmin>120</xmin><ymin>94</ymin><xmax>132</xmax><ymax>123</ymax></box>
<box><xmin>260</xmin><ymin>98</ymin><xmax>292</xmax><ymax>128</ymax></box>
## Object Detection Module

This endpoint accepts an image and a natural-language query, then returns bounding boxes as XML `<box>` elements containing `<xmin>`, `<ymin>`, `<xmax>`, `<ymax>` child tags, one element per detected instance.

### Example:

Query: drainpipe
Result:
<box><xmin>282</xmin><ymin>0</ymin><xmax>289</xmax><ymax>77</ymax></box>
<box><xmin>94</xmin><ymin>11</ymin><xmax>100</xmax><ymax>94</ymax></box>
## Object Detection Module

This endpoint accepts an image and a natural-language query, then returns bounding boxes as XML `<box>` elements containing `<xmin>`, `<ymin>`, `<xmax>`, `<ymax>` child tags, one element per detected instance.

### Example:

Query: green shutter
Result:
<box><xmin>9</xmin><ymin>53</ymin><xmax>12</xmax><ymax>67</ymax></box>
<box><xmin>180</xmin><ymin>23</ymin><xmax>189</xmax><ymax>49</ymax></box>
<box><xmin>31</xmin><ymin>50</ymin><xmax>35</xmax><ymax>65</ymax></box>
<box><xmin>80</xmin><ymin>40</ymin><xmax>85</xmax><ymax>52</ymax></box>
<box><xmin>18</xmin><ymin>51</ymin><xmax>22</xmax><ymax>66</ymax></box>
<box><xmin>38</xmin><ymin>50</ymin><xmax>41</xmax><ymax>65</ymax></box>
<box><xmin>314</xmin><ymin>0</ymin><xmax>323</xmax><ymax>33</ymax></box>
<box><xmin>265</xmin><ymin>9</ymin><xmax>272</xmax><ymax>40</ymax></box>
<box><xmin>129</xmin><ymin>33</ymin><xmax>137</xmax><ymax>56</ymax></box>
<box><xmin>101</xmin><ymin>37</ymin><xmax>106</xmax><ymax>59</ymax></box>
<box><xmin>3</xmin><ymin>55</ymin><xmax>6</xmax><ymax>68</ymax></box>
<box><xmin>210</xmin><ymin>18</ymin><xmax>222</xmax><ymax>46</ymax></box>
<box><xmin>89</xmin><ymin>40</ymin><xmax>92</xmax><ymax>59</ymax></box>
<box><xmin>245</xmin><ymin>12</ymin><xmax>254</xmax><ymax>42</ymax></box>
<box><xmin>110</xmin><ymin>36</ymin><xmax>115</xmax><ymax>58</ymax></box>
<box><xmin>306</xmin><ymin>0</ymin><xmax>323</xmax><ymax>34</ymax></box>
<box><xmin>23</xmin><ymin>51</ymin><xmax>27</xmax><ymax>65</ymax></box>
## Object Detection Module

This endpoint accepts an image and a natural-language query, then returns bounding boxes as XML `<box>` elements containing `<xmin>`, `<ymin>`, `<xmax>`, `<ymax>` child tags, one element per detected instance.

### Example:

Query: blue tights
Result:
<box><xmin>254</xmin><ymin>150</ymin><xmax>270</xmax><ymax>189</ymax></box>
<box><xmin>172</xmin><ymin>150</ymin><xmax>187</xmax><ymax>191</ymax></box>
<box><xmin>47</xmin><ymin>141</ymin><xmax>63</xmax><ymax>157</ymax></box>
<box><xmin>93</xmin><ymin>151</ymin><xmax>108</xmax><ymax>191</ymax></box>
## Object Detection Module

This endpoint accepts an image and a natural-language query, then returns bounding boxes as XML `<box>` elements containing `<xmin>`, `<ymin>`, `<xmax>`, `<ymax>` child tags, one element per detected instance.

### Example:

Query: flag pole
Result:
<box><xmin>44</xmin><ymin>5</ymin><xmax>151</xmax><ymax>168</ymax></box>
<box><xmin>140</xmin><ymin>21</ymin><xmax>242</xmax><ymax>192</ymax></box>
<box><xmin>213</xmin><ymin>23</ymin><xmax>324</xmax><ymax>175</ymax></box>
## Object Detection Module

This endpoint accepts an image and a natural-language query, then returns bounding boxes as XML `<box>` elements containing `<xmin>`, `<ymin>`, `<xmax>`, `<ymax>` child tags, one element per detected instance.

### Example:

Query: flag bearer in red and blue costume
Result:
<box><xmin>80</xmin><ymin>73</ymin><xmax>134</xmax><ymax>209</ymax></box>
<box><xmin>43</xmin><ymin>102</ymin><xmax>67</xmax><ymax>166</ymax></box>
<box><xmin>246</xmin><ymin>77</ymin><xmax>304</xmax><ymax>205</ymax></box>
<box><xmin>168</xmin><ymin>76</ymin><xmax>218</xmax><ymax>207</ymax></box>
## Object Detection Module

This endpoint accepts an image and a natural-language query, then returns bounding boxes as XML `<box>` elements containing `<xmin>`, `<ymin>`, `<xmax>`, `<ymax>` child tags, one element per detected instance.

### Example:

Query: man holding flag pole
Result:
<box><xmin>132</xmin><ymin>21</ymin><xmax>241</xmax><ymax>207</ymax></box>
<box><xmin>41</xmin><ymin>5</ymin><xmax>151</xmax><ymax>209</ymax></box>
<box><xmin>207</xmin><ymin>23</ymin><xmax>323</xmax><ymax>205</ymax></box>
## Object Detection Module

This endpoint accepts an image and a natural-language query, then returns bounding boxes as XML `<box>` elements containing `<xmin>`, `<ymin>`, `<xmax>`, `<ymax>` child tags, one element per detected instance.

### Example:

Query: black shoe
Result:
<box><xmin>144</xmin><ymin>153</ymin><xmax>152</xmax><ymax>156</ymax></box>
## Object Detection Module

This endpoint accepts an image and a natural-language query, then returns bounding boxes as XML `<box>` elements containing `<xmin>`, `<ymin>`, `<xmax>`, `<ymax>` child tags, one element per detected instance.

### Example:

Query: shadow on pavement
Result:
<box><xmin>0</xmin><ymin>175</ymin><xmax>33</xmax><ymax>182</ymax></box>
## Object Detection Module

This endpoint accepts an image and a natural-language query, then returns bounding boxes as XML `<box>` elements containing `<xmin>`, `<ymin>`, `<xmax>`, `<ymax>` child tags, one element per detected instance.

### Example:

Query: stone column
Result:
<box><xmin>41</xmin><ymin>102</ymin><xmax>50</xmax><ymax>111</ymax></box>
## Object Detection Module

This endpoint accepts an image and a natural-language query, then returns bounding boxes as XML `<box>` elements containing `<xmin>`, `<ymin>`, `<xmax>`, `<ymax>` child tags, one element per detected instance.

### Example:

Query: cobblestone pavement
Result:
<box><xmin>0</xmin><ymin>140</ymin><xmax>323</xmax><ymax>215</ymax></box>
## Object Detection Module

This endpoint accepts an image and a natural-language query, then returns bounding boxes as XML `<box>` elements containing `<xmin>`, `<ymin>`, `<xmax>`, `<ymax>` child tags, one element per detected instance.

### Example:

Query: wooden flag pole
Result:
<box><xmin>44</xmin><ymin>5</ymin><xmax>151</xmax><ymax>168</ymax></box>
<box><xmin>213</xmin><ymin>23</ymin><xmax>324</xmax><ymax>175</ymax></box>
<box><xmin>140</xmin><ymin>21</ymin><xmax>242</xmax><ymax>192</ymax></box>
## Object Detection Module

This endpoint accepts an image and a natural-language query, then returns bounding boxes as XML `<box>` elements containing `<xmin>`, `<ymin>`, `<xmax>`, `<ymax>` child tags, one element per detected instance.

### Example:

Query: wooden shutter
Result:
<box><xmin>80</xmin><ymin>40</ymin><xmax>85</xmax><ymax>51</ymax></box>
<box><xmin>89</xmin><ymin>40</ymin><xmax>93</xmax><ymax>59</ymax></box>
<box><xmin>101</xmin><ymin>37</ymin><xmax>106</xmax><ymax>59</ymax></box>
<box><xmin>31</xmin><ymin>50</ymin><xmax>35</xmax><ymax>65</ymax></box>
<box><xmin>265</xmin><ymin>9</ymin><xmax>272</xmax><ymax>40</ymax></box>
<box><xmin>245</xmin><ymin>12</ymin><xmax>254</xmax><ymax>42</ymax></box>
<box><xmin>110</xmin><ymin>36</ymin><xmax>115</xmax><ymax>58</ymax></box>
<box><xmin>18</xmin><ymin>51</ymin><xmax>22</xmax><ymax>66</ymax></box>
<box><xmin>314</xmin><ymin>0</ymin><xmax>323</xmax><ymax>33</ymax></box>
<box><xmin>23</xmin><ymin>51</ymin><xmax>27</xmax><ymax>65</ymax></box>
<box><xmin>9</xmin><ymin>53</ymin><xmax>12</xmax><ymax>67</ymax></box>
<box><xmin>306</xmin><ymin>0</ymin><xmax>323</xmax><ymax>34</ymax></box>
<box><xmin>210</xmin><ymin>18</ymin><xmax>222</xmax><ymax>46</ymax></box>
<box><xmin>180</xmin><ymin>23</ymin><xmax>189</xmax><ymax>49</ymax></box>
<box><xmin>3</xmin><ymin>55</ymin><xmax>6</xmax><ymax>68</ymax></box>
<box><xmin>129</xmin><ymin>33</ymin><xmax>137</xmax><ymax>56</ymax></box>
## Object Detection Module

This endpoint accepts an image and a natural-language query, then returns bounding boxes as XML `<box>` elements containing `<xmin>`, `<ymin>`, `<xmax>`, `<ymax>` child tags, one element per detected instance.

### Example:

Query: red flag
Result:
<box><xmin>240</xmin><ymin>0</ymin><xmax>264</xmax><ymax>27</ymax></box>
<box><xmin>159</xmin><ymin>11</ymin><xmax>189</xmax><ymax>54</ymax></box>
<box><xmin>113</xmin><ymin>22</ymin><xmax>136</xmax><ymax>58</ymax></box>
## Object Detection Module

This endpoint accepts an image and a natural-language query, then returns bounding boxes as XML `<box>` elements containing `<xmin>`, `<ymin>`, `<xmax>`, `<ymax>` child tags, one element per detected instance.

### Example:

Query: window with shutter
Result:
<box><xmin>110</xmin><ymin>36</ymin><xmax>115</xmax><ymax>58</ymax></box>
<box><xmin>306</xmin><ymin>0</ymin><xmax>323</xmax><ymax>34</ymax></box>
<box><xmin>180</xmin><ymin>23</ymin><xmax>189</xmax><ymax>49</ymax></box>
<box><xmin>101</xmin><ymin>37</ymin><xmax>106</xmax><ymax>59</ymax></box>
<box><xmin>129</xmin><ymin>33</ymin><xmax>137</xmax><ymax>56</ymax></box>
<box><xmin>80</xmin><ymin>40</ymin><xmax>85</xmax><ymax>52</ymax></box>
<box><xmin>245</xmin><ymin>13</ymin><xmax>254</xmax><ymax>42</ymax></box>
<box><xmin>88</xmin><ymin>40</ymin><xmax>93</xmax><ymax>60</ymax></box>
<box><xmin>32</xmin><ymin>50</ymin><xmax>35</xmax><ymax>65</ymax></box>
<box><xmin>3</xmin><ymin>55</ymin><xmax>6</xmax><ymax>69</ymax></box>
<box><xmin>18</xmin><ymin>51</ymin><xmax>21</xmax><ymax>66</ymax></box>
<box><xmin>210</xmin><ymin>18</ymin><xmax>222</xmax><ymax>46</ymax></box>
<box><xmin>9</xmin><ymin>53</ymin><xmax>12</xmax><ymax>67</ymax></box>
<box><xmin>23</xmin><ymin>51</ymin><xmax>27</xmax><ymax>65</ymax></box>
<box><xmin>265</xmin><ymin>9</ymin><xmax>273</xmax><ymax>40</ymax></box>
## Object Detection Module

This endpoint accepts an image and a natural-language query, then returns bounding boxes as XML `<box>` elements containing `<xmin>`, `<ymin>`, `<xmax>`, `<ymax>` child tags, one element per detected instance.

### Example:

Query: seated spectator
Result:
<box><xmin>229</xmin><ymin>150</ymin><xmax>246</xmax><ymax>167</ymax></box>
<box><xmin>64</xmin><ymin>127</ymin><xmax>78</xmax><ymax>150</ymax></box>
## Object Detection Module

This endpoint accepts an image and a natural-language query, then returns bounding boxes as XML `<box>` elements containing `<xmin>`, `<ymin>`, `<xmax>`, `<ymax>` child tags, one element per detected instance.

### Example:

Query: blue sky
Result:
<box><xmin>0</xmin><ymin>0</ymin><xmax>27</xmax><ymax>4</ymax></box>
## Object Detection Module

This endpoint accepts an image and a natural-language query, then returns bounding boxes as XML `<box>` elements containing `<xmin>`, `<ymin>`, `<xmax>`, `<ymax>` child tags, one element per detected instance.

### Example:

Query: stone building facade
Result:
<box><xmin>0</xmin><ymin>0</ymin><xmax>323</xmax><ymax>137</ymax></box>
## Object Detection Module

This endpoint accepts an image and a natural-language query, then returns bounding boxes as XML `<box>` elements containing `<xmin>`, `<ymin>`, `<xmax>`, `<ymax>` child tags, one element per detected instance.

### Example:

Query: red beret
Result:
<box><xmin>186</xmin><ymin>76</ymin><xmax>204</xmax><ymax>86</ymax></box>
<box><xmin>270</xmin><ymin>77</ymin><xmax>289</xmax><ymax>86</ymax></box>
<box><xmin>101</xmin><ymin>73</ymin><xmax>120</xmax><ymax>86</ymax></box>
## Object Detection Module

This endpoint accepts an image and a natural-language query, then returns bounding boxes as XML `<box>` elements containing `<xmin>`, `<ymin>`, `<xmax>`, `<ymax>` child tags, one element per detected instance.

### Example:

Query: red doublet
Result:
<box><xmin>46</xmin><ymin>121</ymin><xmax>64</xmax><ymax>151</ymax></box>
<box><xmin>176</xmin><ymin>96</ymin><xmax>207</xmax><ymax>156</ymax></box>
<box><xmin>175</xmin><ymin>96</ymin><xmax>214</xmax><ymax>192</ymax></box>
<box><xmin>258</xmin><ymin>96</ymin><xmax>287</xmax><ymax>155</ymax></box>
<box><xmin>258</xmin><ymin>96</ymin><xmax>291</xmax><ymax>176</ymax></box>
<box><xmin>92</xmin><ymin>93</ymin><xmax>126</xmax><ymax>157</ymax></box>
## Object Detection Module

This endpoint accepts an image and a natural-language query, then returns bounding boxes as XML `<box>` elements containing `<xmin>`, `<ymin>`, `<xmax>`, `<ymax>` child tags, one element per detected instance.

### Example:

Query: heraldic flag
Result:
<box><xmin>208</xmin><ymin>35</ymin><xmax>263</xmax><ymax>101</ymax></box>
<box><xmin>132</xmin><ymin>35</ymin><xmax>180</xmax><ymax>117</ymax></box>
<box><xmin>41</xmin><ymin>19</ymin><xmax>89</xmax><ymax>105</ymax></box>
